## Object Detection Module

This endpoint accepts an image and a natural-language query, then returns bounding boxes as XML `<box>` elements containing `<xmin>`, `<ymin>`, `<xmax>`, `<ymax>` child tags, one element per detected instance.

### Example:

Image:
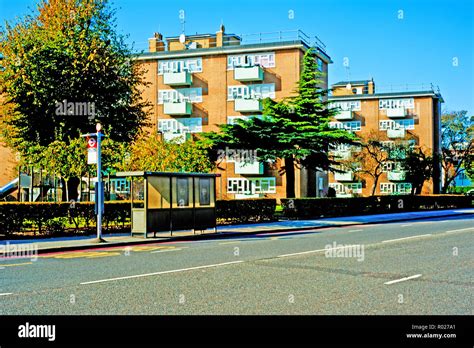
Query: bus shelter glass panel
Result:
<box><xmin>131</xmin><ymin>177</ymin><xmax>144</xmax><ymax>208</ymax></box>
<box><xmin>171</xmin><ymin>177</ymin><xmax>194</xmax><ymax>230</ymax></box>
<box><xmin>194</xmin><ymin>177</ymin><xmax>215</xmax><ymax>207</ymax></box>
<box><xmin>147</xmin><ymin>176</ymin><xmax>171</xmax><ymax>209</ymax></box>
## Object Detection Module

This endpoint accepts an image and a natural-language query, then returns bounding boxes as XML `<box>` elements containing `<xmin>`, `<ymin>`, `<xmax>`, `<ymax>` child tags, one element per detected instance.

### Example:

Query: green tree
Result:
<box><xmin>0</xmin><ymin>0</ymin><xmax>150</xmax><ymax>154</ymax></box>
<box><xmin>201</xmin><ymin>48</ymin><xmax>357</xmax><ymax>198</ymax></box>
<box><xmin>40</xmin><ymin>137</ymin><xmax>88</xmax><ymax>201</ymax></box>
<box><xmin>440</xmin><ymin>111</ymin><xmax>474</xmax><ymax>193</ymax></box>
<box><xmin>400</xmin><ymin>146</ymin><xmax>433</xmax><ymax>195</ymax></box>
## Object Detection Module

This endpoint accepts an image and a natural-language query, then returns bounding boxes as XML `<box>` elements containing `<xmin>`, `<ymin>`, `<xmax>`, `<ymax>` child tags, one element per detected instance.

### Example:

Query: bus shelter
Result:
<box><xmin>115</xmin><ymin>171</ymin><xmax>219</xmax><ymax>238</ymax></box>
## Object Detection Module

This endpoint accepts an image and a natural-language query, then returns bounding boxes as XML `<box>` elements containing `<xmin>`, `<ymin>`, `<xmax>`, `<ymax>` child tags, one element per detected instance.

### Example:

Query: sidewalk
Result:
<box><xmin>1</xmin><ymin>208</ymin><xmax>473</xmax><ymax>256</ymax></box>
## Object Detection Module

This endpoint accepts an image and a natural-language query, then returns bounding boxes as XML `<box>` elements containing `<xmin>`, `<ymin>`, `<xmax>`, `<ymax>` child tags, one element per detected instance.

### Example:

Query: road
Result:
<box><xmin>1</xmin><ymin>214</ymin><xmax>473</xmax><ymax>315</ymax></box>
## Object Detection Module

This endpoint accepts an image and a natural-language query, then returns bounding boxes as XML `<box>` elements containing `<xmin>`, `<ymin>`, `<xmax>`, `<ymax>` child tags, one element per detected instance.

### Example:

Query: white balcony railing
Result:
<box><xmin>163</xmin><ymin>101</ymin><xmax>192</xmax><ymax>115</ymax></box>
<box><xmin>387</xmin><ymin>171</ymin><xmax>406</xmax><ymax>181</ymax></box>
<box><xmin>234</xmin><ymin>66</ymin><xmax>264</xmax><ymax>82</ymax></box>
<box><xmin>335</xmin><ymin>110</ymin><xmax>353</xmax><ymax>120</ymax></box>
<box><xmin>386</xmin><ymin>108</ymin><xmax>406</xmax><ymax>118</ymax></box>
<box><xmin>234</xmin><ymin>161</ymin><xmax>264</xmax><ymax>175</ymax></box>
<box><xmin>234</xmin><ymin>99</ymin><xmax>263</xmax><ymax>113</ymax></box>
<box><xmin>163</xmin><ymin>71</ymin><xmax>193</xmax><ymax>86</ymax></box>
<box><xmin>335</xmin><ymin>171</ymin><xmax>354</xmax><ymax>181</ymax></box>
<box><xmin>387</xmin><ymin>128</ymin><xmax>406</xmax><ymax>139</ymax></box>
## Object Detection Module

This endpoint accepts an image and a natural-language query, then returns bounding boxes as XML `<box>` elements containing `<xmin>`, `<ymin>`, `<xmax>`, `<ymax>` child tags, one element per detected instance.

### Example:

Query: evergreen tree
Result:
<box><xmin>201</xmin><ymin>48</ymin><xmax>357</xmax><ymax>198</ymax></box>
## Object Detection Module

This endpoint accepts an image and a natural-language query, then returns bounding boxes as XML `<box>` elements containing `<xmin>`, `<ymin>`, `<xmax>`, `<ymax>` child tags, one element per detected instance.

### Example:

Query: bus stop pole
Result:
<box><xmin>96</xmin><ymin>125</ymin><xmax>103</xmax><ymax>241</ymax></box>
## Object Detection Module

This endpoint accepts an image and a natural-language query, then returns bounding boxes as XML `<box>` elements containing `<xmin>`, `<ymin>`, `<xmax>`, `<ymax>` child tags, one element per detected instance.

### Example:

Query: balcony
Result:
<box><xmin>332</xmin><ymin>150</ymin><xmax>351</xmax><ymax>160</ymax></box>
<box><xmin>234</xmin><ymin>99</ymin><xmax>263</xmax><ymax>113</ymax></box>
<box><xmin>387</xmin><ymin>128</ymin><xmax>405</xmax><ymax>139</ymax></box>
<box><xmin>162</xmin><ymin>132</ymin><xmax>192</xmax><ymax>144</ymax></box>
<box><xmin>234</xmin><ymin>66</ymin><xmax>264</xmax><ymax>82</ymax></box>
<box><xmin>387</xmin><ymin>171</ymin><xmax>406</xmax><ymax>181</ymax></box>
<box><xmin>163</xmin><ymin>101</ymin><xmax>192</xmax><ymax>116</ymax></box>
<box><xmin>335</xmin><ymin>171</ymin><xmax>354</xmax><ymax>181</ymax></box>
<box><xmin>163</xmin><ymin>71</ymin><xmax>192</xmax><ymax>86</ymax></box>
<box><xmin>234</xmin><ymin>161</ymin><xmax>264</xmax><ymax>175</ymax></box>
<box><xmin>335</xmin><ymin>110</ymin><xmax>353</xmax><ymax>120</ymax></box>
<box><xmin>386</xmin><ymin>108</ymin><xmax>406</xmax><ymax>118</ymax></box>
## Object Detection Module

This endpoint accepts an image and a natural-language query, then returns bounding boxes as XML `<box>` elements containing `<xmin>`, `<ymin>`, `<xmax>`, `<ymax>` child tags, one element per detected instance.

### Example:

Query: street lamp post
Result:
<box><xmin>81</xmin><ymin>123</ymin><xmax>106</xmax><ymax>243</ymax></box>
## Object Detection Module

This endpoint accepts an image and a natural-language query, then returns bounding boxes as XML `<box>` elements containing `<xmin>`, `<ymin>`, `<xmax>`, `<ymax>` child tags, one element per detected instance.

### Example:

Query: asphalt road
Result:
<box><xmin>1</xmin><ymin>214</ymin><xmax>473</xmax><ymax>315</ymax></box>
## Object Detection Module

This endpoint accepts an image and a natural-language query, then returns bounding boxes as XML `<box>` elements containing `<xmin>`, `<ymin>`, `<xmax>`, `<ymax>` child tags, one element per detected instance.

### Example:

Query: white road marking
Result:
<box><xmin>401</xmin><ymin>224</ymin><xmax>413</xmax><ymax>227</ymax></box>
<box><xmin>0</xmin><ymin>293</ymin><xmax>13</xmax><ymax>296</ymax></box>
<box><xmin>150</xmin><ymin>248</ymin><xmax>182</xmax><ymax>254</ymax></box>
<box><xmin>382</xmin><ymin>234</ymin><xmax>431</xmax><ymax>243</ymax></box>
<box><xmin>80</xmin><ymin>260</ymin><xmax>244</xmax><ymax>285</ymax></box>
<box><xmin>384</xmin><ymin>274</ymin><xmax>422</xmax><ymax>285</ymax></box>
<box><xmin>348</xmin><ymin>229</ymin><xmax>363</xmax><ymax>232</ymax></box>
<box><xmin>277</xmin><ymin>246</ymin><xmax>349</xmax><ymax>258</ymax></box>
<box><xmin>445</xmin><ymin>227</ymin><xmax>474</xmax><ymax>233</ymax></box>
<box><xmin>0</xmin><ymin>267</ymin><xmax>4</xmax><ymax>270</ymax></box>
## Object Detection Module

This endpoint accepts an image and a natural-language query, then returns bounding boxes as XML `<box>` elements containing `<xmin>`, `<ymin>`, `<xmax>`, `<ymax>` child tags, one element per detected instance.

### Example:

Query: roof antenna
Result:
<box><xmin>179</xmin><ymin>10</ymin><xmax>186</xmax><ymax>46</ymax></box>
<box><xmin>345</xmin><ymin>66</ymin><xmax>352</xmax><ymax>90</ymax></box>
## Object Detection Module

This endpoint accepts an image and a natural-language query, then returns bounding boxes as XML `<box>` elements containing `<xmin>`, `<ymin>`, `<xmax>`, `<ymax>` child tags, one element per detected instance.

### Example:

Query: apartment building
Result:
<box><xmin>327</xmin><ymin>79</ymin><xmax>444</xmax><ymax>196</ymax></box>
<box><xmin>136</xmin><ymin>25</ymin><xmax>332</xmax><ymax>200</ymax></box>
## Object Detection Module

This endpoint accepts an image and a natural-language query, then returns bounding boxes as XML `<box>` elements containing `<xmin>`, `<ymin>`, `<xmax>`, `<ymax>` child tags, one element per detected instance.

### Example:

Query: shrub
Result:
<box><xmin>216</xmin><ymin>199</ymin><xmax>277</xmax><ymax>224</ymax></box>
<box><xmin>281</xmin><ymin>195</ymin><xmax>473</xmax><ymax>219</ymax></box>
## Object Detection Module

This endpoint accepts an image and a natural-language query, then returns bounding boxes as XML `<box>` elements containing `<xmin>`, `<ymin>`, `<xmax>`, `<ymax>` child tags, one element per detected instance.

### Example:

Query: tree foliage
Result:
<box><xmin>0</xmin><ymin>0</ymin><xmax>150</xmax><ymax>155</ymax></box>
<box><xmin>440</xmin><ymin>110</ymin><xmax>474</xmax><ymax>192</ymax></box>
<box><xmin>400</xmin><ymin>146</ymin><xmax>433</xmax><ymax>195</ymax></box>
<box><xmin>124</xmin><ymin>133</ymin><xmax>214</xmax><ymax>173</ymax></box>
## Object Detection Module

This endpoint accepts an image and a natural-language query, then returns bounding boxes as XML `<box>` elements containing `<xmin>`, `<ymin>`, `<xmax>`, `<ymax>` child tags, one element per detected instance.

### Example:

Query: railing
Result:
<box><xmin>134</xmin><ymin>29</ymin><xmax>327</xmax><ymax>53</ymax></box>
<box><xmin>328</xmin><ymin>83</ymin><xmax>441</xmax><ymax>97</ymax></box>
<box><xmin>236</xmin><ymin>29</ymin><xmax>327</xmax><ymax>52</ymax></box>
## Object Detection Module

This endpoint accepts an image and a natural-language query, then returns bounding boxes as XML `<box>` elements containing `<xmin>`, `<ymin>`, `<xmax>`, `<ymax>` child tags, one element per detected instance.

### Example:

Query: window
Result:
<box><xmin>329</xmin><ymin>182</ymin><xmax>362</xmax><ymax>195</ymax></box>
<box><xmin>227</xmin><ymin>84</ymin><xmax>275</xmax><ymax>100</ymax></box>
<box><xmin>158</xmin><ymin>118</ymin><xmax>202</xmax><ymax>134</ymax></box>
<box><xmin>158</xmin><ymin>58</ymin><xmax>202</xmax><ymax>74</ymax></box>
<box><xmin>379</xmin><ymin>119</ymin><xmax>414</xmax><ymax>130</ymax></box>
<box><xmin>379</xmin><ymin>98</ymin><xmax>414</xmax><ymax>110</ymax></box>
<box><xmin>379</xmin><ymin>183</ymin><xmax>412</xmax><ymax>194</ymax></box>
<box><xmin>317</xmin><ymin>58</ymin><xmax>323</xmax><ymax>72</ymax></box>
<box><xmin>227</xmin><ymin>52</ymin><xmax>276</xmax><ymax>69</ymax></box>
<box><xmin>158</xmin><ymin>88</ymin><xmax>202</xmax><ymax>104</ymax></box>
<box><xmin>227</xmin><ymin>177</ymin><xmax>276</xmax><ymax>194</ymax></box>
<box><xmin>329</xmin><ymin>121</ymin><xmax>361</xmax><ymax>131</ymax></box>
<box><xmin>329</xmin><ymin>100</ymin><xmax>361</xmax><ymax>111</ymax></box>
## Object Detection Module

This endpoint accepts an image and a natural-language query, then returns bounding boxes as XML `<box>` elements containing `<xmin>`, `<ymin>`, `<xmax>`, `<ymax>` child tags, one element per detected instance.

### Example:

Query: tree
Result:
<box><xmin>124</xmin><ymin>132</ymin><xmax>214</xmax><ymax>173</ymax></box>
<box><xmin>40</xmin><ymin>137</ymin><xmax>88</xmax><ymax>202</ymax></box>
<box><xmin>348</xmin><ymin>131</ymin><xmax>391</xmax><ymax>196</ymax></box>
<box><xmin>201</xmin><ymin>48</ymin><xmax>357</xmax><ymax>198</ymax></box>
<box><xmin>440</xmin><ymin>111</ymin><xmax>474</xmax><ymax>193</ymax></box>
<box><xmin>0</xmin><ymin>0</ymin><xmax>150</xmax><ymax>155</ymax></box>
<box><xmin>400</xmin><ymin>146</ymin><xmax>433</xmax><ymax>195</ymax></box>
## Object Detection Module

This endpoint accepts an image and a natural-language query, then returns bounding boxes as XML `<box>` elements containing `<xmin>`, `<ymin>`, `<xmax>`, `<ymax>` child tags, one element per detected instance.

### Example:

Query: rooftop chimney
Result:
<box><xmin>216</xmin><ymin>24</ymin><xmax>225</xmax><ymax>47</ymax></box>
<box><xmin>148</xmin><ymin>32</ymin><xmax>165</xmax><ymax>52</ymax></box>
<box><xmin>368</xmin><ymin>78</ymin><xmax>375</xmax><ymax>94</ymax></box>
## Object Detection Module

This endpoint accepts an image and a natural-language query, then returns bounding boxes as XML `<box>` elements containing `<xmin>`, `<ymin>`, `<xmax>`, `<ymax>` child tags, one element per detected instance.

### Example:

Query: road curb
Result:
<box><xmin>0</xmin><ymin>210</ymin><xmax>472</xmax><ymax>257</ymax></box>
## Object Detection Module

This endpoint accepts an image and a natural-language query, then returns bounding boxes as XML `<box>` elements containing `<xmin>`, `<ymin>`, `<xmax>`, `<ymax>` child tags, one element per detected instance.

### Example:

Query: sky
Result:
<box><xmin>1</xmin><ymin>0</ymin><xmax>473</xmax><ymax>115</ymax></box>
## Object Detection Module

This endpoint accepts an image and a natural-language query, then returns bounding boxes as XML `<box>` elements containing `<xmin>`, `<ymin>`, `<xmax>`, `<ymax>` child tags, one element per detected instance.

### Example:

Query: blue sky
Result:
<box><xmin>1</xmin><ymin>0</ymin><xmax>473</xmax><ymax>115</ymax></box>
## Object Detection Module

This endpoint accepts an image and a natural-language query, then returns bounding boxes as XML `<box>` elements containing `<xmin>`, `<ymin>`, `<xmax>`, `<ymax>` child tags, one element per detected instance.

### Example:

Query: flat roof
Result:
<box><xmin>329</xmin><ymin>90</ymin><xmax>444</xmax><ymax>102</ymax></box>
<box><xmin>116</xmin><ymin>171</ymin><xmax>220</xmax><ymax>178</ymax></box>
<box><xmin>332</xmin><ymin>80</ymin><xmax>371</xmax><ymax>87</ymax></box>
<box><xmin>135</xmin><ymin>40</ymin><xmax>332</xmax><ymax>64</ymax></box>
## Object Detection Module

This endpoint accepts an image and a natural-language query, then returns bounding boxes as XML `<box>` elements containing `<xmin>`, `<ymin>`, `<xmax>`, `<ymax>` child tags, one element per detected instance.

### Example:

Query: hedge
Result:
<box><xmin>0</xmin><ymin>198</ymin><xmax>277</xmax><ymax>238</ymax></box>
<box><xmin>281</xmin><ymin>195</ymin><xmax>473</xmax><ymax>219</ymax></box>
<box><xmin>0</xmin><ymin>201</ymin><xmax>131</xmax><ymax>238</ymax></box>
